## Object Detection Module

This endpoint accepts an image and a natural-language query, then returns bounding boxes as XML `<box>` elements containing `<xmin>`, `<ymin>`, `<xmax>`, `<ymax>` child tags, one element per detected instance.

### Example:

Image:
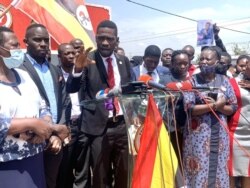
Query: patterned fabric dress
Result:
<box><xmin>228</xmin><ymin>73</ymin><xmax>250</xmax><ymax>176</ymax></box>
<box><xmin>183</xmin><ymin>74</ymin><xmax>237</xmax><ymax>188</ymax></box>
<box><xmin>0</xmin><ymin>68</ymin><xmax>50</xmax><ymax>188</ymax></box>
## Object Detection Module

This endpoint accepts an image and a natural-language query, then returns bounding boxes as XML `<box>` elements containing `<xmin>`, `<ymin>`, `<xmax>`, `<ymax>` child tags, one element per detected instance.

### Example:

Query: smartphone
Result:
<box><xmin>207</xmin><ymin>92</ymin><xmax>218</xmax><ymax>101</ymax></box>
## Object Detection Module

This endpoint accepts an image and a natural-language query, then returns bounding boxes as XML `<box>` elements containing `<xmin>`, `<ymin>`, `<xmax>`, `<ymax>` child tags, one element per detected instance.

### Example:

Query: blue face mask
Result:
<box><xmin>1</xmin><ymin>48</ymin><xmax>24</xmax><ymax>69</ymax></box>
<box><xmin>200</xmin><ymin>64</ymin><xmax>216</xmax><ymax>74</ymax></box>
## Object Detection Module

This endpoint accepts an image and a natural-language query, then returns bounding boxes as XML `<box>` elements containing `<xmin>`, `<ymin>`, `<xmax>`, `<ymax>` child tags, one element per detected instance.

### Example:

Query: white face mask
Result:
<box><xmin>1</xmin><ymin>49</ymin><xmax>24</xmax><ymax>69</ymax></box>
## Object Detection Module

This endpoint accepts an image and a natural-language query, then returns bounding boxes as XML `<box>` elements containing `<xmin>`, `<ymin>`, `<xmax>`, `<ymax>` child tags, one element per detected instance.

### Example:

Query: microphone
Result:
<box><xmin>166</xmin><ymin>81</ymin><xmax>221</xmax><ymax>91</ymax></box>
<box><xmin>193</xmin><ymin>86</ymin><xmax>221</xmax><ymax>90</ymax></box>
<box><xmin>95</xmin><ymin>88</ymin><xmax>121</xmax><ymax>111</ymax></box>
<box><xmin>138</xmin><ymin>74</ymin><xmax>167</xmax><ymax>91</ymax></box>
<box><xmin>80</xmin><ymin>88</ymin><xmax>120</xmax><ymax>110</ymax></box>
<box><xmin>96</xmin><ymin>88</ymin><xmax>109</xmax><ymax>100</ymax></box>
<box><xmin>96</xmin><ymin>87</ymin><xmax>121</xmax><ymax>100</ymax></box>
<box><xmin>166</xmin><ymin>82</ymin><xmax>192</xmax><ymax>91</ymax></box>
<box><xmin>138</xmin><ymin>75</ymin><xmax>221</xmax><ymax>92</ymax></box>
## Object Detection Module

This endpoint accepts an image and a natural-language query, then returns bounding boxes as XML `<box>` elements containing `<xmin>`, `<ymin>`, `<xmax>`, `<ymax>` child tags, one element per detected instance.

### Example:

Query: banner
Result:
<box><xmin>12</xmin><ymin>0</ymin><xmax>96</xmax><ymax>48</ymax></box>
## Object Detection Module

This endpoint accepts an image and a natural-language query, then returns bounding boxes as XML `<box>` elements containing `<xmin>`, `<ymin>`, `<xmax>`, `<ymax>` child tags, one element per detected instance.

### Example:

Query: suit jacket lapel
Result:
<box><xmin>116</xmin><ymin>55</ymin><xmax>127</xmax><ymax>85</ymax></box>
<box><xmin>22</xmin><ymin>56</ymin><xmax>50</xmax><ymax>104</ymax></box>
<box><xmin>94</xmin><ymin>51</ymin><xmax>109</xmax><ymax>86</ymax></box>
<box><xmin>115</xmin><ymin>54</ymin><xmax>124</xmax><ymax>77</ymax></box>
<box><xmin>48</xmin><ymin>65</ymin><xmax>59</xmax><ymax>106</ymax></box>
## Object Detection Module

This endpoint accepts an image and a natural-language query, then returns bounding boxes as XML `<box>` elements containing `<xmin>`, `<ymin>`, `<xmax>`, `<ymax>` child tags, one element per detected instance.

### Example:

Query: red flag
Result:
<box><xmin>132</xmin><ymin>94</ymin><xmax>181</xmax><ymax>188</ymax></box>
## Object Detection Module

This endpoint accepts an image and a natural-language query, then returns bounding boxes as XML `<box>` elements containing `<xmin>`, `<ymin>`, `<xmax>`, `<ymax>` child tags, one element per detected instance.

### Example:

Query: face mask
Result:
<box><xmin>1</xmin><ymin>49</ymin><xmax>24</xmax><ymax>69</ymax></box>
<box><xmin>215</xmin><ymin>63</ymin><xmax>229</xmax><ymax>75</ymax></box>
<box><xmin>200</xmin><ymin>64</ymin><xmax>216</xmax><ymax>74</ymax></box>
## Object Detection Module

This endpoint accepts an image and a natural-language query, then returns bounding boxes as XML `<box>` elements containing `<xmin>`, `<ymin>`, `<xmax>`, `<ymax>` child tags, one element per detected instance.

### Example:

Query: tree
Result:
<box><xmin>232</xmin><ymin>43</ymin><xmax>248</xmax><ymax>55</ymax></box>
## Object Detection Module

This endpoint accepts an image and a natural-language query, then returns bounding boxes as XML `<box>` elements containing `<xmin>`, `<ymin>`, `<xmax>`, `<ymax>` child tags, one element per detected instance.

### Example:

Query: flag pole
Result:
<box><xmin>0</xmin><ymin>4</ymin><xmax>13</xmax><ymax>20</ymax></box>
<box><xmin>0</xmin><ymin>0</ymin><xmax>20</xmax><ymax>20</ymax></box>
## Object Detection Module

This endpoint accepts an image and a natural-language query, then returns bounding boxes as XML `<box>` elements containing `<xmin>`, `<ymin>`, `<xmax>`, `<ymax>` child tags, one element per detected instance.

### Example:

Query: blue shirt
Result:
<box><xmin>26</xmin><ymin>54</ymin><xmax>58</xmax><ymax>123</ymax></box>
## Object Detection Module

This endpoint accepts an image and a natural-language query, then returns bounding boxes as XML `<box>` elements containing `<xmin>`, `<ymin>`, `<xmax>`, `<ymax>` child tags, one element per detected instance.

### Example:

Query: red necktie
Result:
<box><xmin>106</xmin><ymin>57</ymin><xmax>119</xmax><ymax>115</ymax></box>
<box><xmin>106</xmin><ymin>57</ymin><xmax>115</xmax><ymax>88</ymax></box>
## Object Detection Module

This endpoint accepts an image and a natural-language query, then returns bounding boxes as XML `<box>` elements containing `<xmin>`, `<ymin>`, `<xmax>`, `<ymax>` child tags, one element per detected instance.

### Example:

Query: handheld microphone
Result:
<box><xmin>95</xmin><ymin>88</ymin><xmax>121</xmax><ymax>111</ymax></box>
<box><xmin>80</xmin><ymin>88</ymin><xmax>120</xmax><ymax>110</ymax></box>
<box><xmin>96</xmin><ymin>87</ymin><xmax>121</xmax><ymax>100</ymax></box>
<box><xmin>138</xmin><ymin>74</ymin><xmax>167</xmax><ymax>91</ymax></box>
<box><xmin>96</xmin><ymin>89</ymin><xmax>109</xmax><ymax>100</ymax></box>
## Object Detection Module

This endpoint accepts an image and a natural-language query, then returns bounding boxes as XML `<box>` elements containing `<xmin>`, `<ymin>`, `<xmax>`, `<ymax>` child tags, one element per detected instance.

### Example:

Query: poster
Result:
<box><xmin>197</xmin><ymin>20</ymin><xmax>214</xmax><ymax>47</ymax></box>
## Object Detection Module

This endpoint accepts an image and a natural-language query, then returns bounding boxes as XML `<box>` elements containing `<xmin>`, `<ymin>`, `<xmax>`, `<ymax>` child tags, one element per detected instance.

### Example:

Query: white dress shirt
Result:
<box><xmin>101</xmin><ymin>53</ymin><xmax>123</xmax><ymax>116</ymax></box>
<box><xmin>140</xmin><ymin>63</ymin><xmax>160</xmax><ymax>83</ymax></box>
<box><xmin>61</xmin><ymin>68</ymin><xmax>81</xmax><ymax>119</ymax></box>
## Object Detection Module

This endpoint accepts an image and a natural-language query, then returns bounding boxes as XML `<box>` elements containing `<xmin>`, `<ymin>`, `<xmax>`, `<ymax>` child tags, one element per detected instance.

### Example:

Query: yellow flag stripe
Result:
<box><xmin>35</xmin><ymin>0</ymin><xmax>95</xmax><ymax>48</ymax></box>
<box><xmin>150</xmin><ymin>124</ymin><xmax>178</xmax><ymax>188</ymax></box>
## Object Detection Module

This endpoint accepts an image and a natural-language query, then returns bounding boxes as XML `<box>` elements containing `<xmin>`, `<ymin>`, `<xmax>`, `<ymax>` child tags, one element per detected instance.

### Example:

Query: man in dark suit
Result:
<box><xmin>56</xmin><ymin>43</ymin><xmax>80</xmax><ymax>188</ymax></box>
<box><xmin>20</xmin><ymin>24</ymin><xmax>71</xmax><ymax>188</ymax></box>
<box><xmin>132</xmin><ymin>45</ymin><xmax>169</xmax><ymax>84</ymax></box>
<box><xmin>67</xmin><ymin>20</ymin><xmax>132</xmax><ymax>188</ymax></box>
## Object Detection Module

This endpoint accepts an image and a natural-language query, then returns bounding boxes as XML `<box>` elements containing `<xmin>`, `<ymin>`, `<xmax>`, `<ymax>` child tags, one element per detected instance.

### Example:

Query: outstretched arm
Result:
<box><xmin>214</xmin><ymin>24</ymin><xmax>227</xmax><ymax>52</ymax></box>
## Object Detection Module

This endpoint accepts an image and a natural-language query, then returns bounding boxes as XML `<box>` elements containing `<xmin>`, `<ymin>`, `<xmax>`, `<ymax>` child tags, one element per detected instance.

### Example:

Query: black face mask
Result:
<box><xmin>215</xmin><ymin>63</ymin><xmax>230</xmax><ymax>75</ymax></box>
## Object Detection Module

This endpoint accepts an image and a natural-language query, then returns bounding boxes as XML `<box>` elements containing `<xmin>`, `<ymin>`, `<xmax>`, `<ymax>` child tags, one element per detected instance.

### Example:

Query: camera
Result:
<box><xmin>207</xmin><ymin>92</ymin><xmax>218</xmax><ymax>101</ymax></box>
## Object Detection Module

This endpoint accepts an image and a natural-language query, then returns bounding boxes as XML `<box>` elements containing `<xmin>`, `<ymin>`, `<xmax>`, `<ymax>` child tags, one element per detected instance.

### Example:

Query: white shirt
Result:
<box><xmin>140</xmin><ymin>63</ymin><xmax>160</xmax><ymax>83</ymax></box>
<box><xmin>102</xmin><ymin>53</ymin><xmax>121</xmax><ymax>89</ymax></box>
<box><xmin>71</xmin><ymin>53</ymin><xmax>123</xmax><ymax>117</ymax></box>
<box><xmin>101</xmin><ymin>53</ymin><xmax>123</xmax><ymax>116</ymax></box>
<box><xmin>61</xmin><ymin>68</ymin><xmax>81</xmax><ymax>119</ymax></box>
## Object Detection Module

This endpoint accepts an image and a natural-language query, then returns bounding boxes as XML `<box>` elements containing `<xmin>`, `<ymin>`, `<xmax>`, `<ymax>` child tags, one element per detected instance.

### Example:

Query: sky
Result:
<box><xmin>87</xmin><ymin>0</ymin><xmax>250</xmax><ymax>59</ymax></box>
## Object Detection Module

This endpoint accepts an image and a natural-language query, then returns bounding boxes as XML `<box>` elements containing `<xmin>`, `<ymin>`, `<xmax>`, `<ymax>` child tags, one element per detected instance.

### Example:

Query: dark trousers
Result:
<box><xmin>0</xmin><ymin>152</ymin><xmax>46</xmax><ymax>188</ymax></box>
<box><xmin>73</xmin><ymin>131</ymin><xmax>91</xmax><ymax>188</ymax></box>
<box><xmin>92</xmin><ymin>118</ymin><xmax>128</xmax><ymax>188</ymax></box>
<box><xmin>57</xmin><ymin>122</ymin><xmax>80</xmax><ymax>188</ymax></box>
<box><xmin>74</xmin><ymin>117</ymin><xmax>128</xmax><ymax>188</ymax></box>
<box><xmin>44</xmin><ymin>149</ymin><xmax>63</xmax><ymax>188</ymax></box>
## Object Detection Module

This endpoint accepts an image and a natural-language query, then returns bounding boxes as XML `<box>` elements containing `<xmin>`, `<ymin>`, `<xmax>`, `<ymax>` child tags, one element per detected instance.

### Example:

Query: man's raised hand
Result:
<box><xmin>74</xmin><ymin>47</ymin><xmax>94</xmax><ymax>73</ymax></box>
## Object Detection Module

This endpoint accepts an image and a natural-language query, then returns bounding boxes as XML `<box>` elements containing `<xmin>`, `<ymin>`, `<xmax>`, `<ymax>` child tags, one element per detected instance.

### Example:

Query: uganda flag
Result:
<box><xmin>11</xmin><ymin>0</ymin><xmax>95</xmax><ymax>48</ymax></box>
<box><xmin>132</xmin><ymin>94</ymin><xmax>184</xmax><ymax>188</ymax></box>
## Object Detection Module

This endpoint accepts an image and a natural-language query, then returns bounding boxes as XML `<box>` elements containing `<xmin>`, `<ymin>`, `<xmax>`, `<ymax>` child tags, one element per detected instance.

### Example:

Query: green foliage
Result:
<box><xmin>232</xmin><ymin>43</ymin><xmax>248</xmax><ymax>55</ymax></box>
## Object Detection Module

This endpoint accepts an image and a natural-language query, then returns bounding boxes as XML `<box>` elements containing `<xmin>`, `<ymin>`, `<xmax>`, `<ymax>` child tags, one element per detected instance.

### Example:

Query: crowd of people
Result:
<box><xmin>0</xmin><ymin>19</ymin><xmax>250</xmax><ymax>188</ymax></box>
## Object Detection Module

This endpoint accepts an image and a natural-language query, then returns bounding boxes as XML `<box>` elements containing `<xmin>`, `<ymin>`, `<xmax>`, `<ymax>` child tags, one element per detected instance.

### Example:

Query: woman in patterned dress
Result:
<box><xmin>183</xmin><ymin>47</ymin><xmax>237</xmax><ymax>187</ymax></box>
<box><xmin>0</xmin><ymin>27</ymin><xmax>53</xmax><ymax>188</ymax></box>
<box><xmin>228</xmin><ymin>55</ymin><xmax>250</xmax><ymax>188</ymax></box>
